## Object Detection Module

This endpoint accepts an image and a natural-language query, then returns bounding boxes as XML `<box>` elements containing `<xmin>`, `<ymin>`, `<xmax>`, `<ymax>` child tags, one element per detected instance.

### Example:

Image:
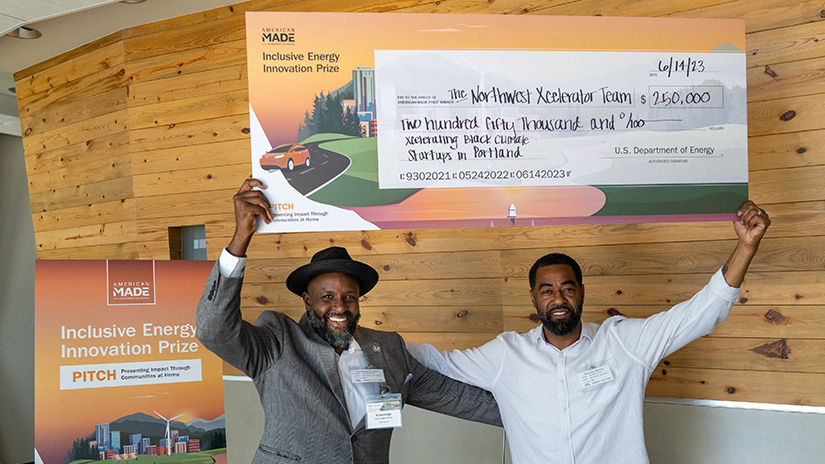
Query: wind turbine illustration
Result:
<box><xmin>154</xmin><ymin>411</ymin><xmax>184</xmax><ymax>455</ymax></box>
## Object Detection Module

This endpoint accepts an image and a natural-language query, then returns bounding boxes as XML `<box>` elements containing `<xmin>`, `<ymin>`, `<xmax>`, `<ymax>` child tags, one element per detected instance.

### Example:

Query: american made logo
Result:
<box><xmin>262</xmin><ymin>26</ymin><xmax>296</xmax><ymax>44</ymax></box>
<box><xmin>106</xmin><ymin>260</ymin><xmax>156</xmax><ymax>305</ymax></box>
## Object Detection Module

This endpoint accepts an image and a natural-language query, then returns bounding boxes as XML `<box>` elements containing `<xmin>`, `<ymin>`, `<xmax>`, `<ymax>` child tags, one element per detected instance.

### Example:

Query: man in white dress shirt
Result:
<box><xmin>408</xmin><ymin>201</ymin><xmax>771</xmax><ymax>463</ymax></box>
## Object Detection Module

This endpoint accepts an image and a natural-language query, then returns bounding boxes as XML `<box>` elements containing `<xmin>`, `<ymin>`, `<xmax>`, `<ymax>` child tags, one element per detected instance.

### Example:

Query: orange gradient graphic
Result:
<box><xmin>246</xmin><ymin>12</ymin><xmax>745</xmax><ymax>145</ymax></box>
<box><xmin>347</xmin><ymin>185</ymin><xmax>606</xmax><ymax>221</ymax></box>
<box><xmin>35</xmin><ymin>260</ymin><xmax>223</xmax><ymax>464</ymax></box>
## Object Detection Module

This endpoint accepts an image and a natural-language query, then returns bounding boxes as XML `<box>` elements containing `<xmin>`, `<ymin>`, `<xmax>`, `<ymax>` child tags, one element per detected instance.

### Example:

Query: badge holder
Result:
<box><xmin>366</xmin><ymin>384</ymin><xmax>402</xmax><ymax>429</ymax></box>
<box><xmin>576</xmin><ymin>363</ymin><xmax>615</xmax><ymax>391</ymax></box>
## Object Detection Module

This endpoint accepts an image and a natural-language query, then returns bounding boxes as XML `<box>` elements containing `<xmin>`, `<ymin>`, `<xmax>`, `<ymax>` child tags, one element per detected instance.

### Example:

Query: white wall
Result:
<box><xmin>0</xmin><ymin>133</ymin><xmax>36</xmax><ymax>464</ymax></box>
<box><xmin>643</xmin><ymin>401</ymin><xmax>825</xmax><ymax>464</ymax></box>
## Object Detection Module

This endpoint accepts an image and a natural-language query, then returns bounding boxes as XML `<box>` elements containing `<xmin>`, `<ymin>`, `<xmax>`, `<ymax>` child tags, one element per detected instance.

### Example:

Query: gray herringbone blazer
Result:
<box><xmin>196</xmin><ymin>263</ymin><xmax>501</xmax><ymax>463</ymax></box>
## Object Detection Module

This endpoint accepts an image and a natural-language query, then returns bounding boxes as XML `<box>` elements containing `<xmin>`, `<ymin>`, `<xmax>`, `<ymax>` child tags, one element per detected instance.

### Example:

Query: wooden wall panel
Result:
<box><xmin>121</xmin><ymin>4</ymin><xmax>248</xmax><ymax>40</ymax></box>
<box><xmin>21</xmin><ymin>75</ymin><xmax>128</xmax><ymax>123</ymax></box>
<box><xmin>131</xmin><ymin>139</ymin><xmax>250</xmax><ymax>174</ymax></box>
<box><xmin>749</xmin><ymin>130</ymin><xmax>825</xmax><ymax>171</ymax></box>
<box><xmin>14</xmin><ymin>0</ymin><xmax>825</xmax><ymax>406</ymax></box>
<box><xmin>750</xmin><ymin>166</ymin><xmax>825</xmax><ymax>204</ymax></box>
<box><xmin>25</xmin><ymin>131</ymin><xmax>130</xmax><ymax>173</ymax></box>
<box><xmin>225</xmin><ymin>228</ymin><xmax>503</xmax><ymax>258</ymax></box>
<box><xmin>533</xmin><ymin>0</ymin><xmax>726</xmax><ymax>18</ymax></box>
<box><xmin>22</xmin><ymin>108</ymin><xmax>129</xmax><ymax>154</ymax></box>
<box><xmin>132</xmin><ymin>164</ymin><xmax>250</xmax><ymax>197</ymax></box>
<box><xmin>26</xmin><ymin>133</ymin><xmax>132</xmax><ymax>195</ymax></box>
<box><xmin>125</xmin><ymin>42</ymin><xmax>247</xmax><ymax>85</ymax></box>
<box><xmin>658</xmin><ymin>337</ymin><xmax>825</xmax><ymax>373</ymax></box>
<box><xmin>35</xmin><ymin>243</ymin><xmax>140</xmax><ymax>260</ymax></box>
<box><xmin>128</xmin><ymin>114</ymin><xmax>250</xmax><ymax>151</ymax></box>
<box><xmin>667</xmin><ymin>0</ymin><xmax>825</xmax><ymax>33</ymax></box>
<box><xmin>647</xmin><ymin>368</ymin><xmax>825</xmax><ymax>405</ymax></box>
<box><xmin>240</xmin><ymin>250</ymin><xmax>501</xmax><ymax>283</ymax></box>
<box><xmin>33</xmin><ymin>199</ymin><xmax>136</xmax><ymax>233</ymax></box>
<box><xmin>127</xmin><ymin>89</ymin><xmax>248</xmax><ymax>129</ymax></box>
<box><xmin>747</xmin><ymin>21</ymin><xmax>825</xmax><ymax>69</ymax></box>
<box><xmin>122</xmin><ymin>15</ymin><xmax>245</xmax><ymax>63</ymax></box>
<box><xmin>29</xmin><ymin>176</ymin><xmax>134</xmax><ymax>214</ymax></box>
<box><xmin>709</xmin><ymin>305</ymin><xmax>825</xmax><ymax>339</ymax></box>
<box><xmin>35</xmin><ymin>220</ymin><xmax>138</xmax><ymax>251</ymax></box>
<box><xmin>27</xmin><ymin>152</ymin><xmax>131</xmax><ymax>197</ymax></box>
<box><xmin>747</xmin><ymin>57</ymin><xmax>825</xmax><ymax>103</ymax></box>
<box><xmin>128</xmin><ymin>66</ymin><xmax>248</xmax><ymax>108</ymax></box>
<box><xmin>131</xmin><ymin>189</ymin><xmax>236</xmax><ymax>220</ymax></box>
<box><xmin>502</xmin><ymin>237</ymin><xmax>825</xmax><ymax>277</ymax></box>
<box><xmin>15</xmin><ymin>38</ymin><xmax>125</xmax><ymax>98</ymax></box>
<box><xmin>741</xmin><ymin>271</ymin><xmax>825</xmax><ymax>305</ymax></box>
<box><xmin>748</xmin><ymin>94</ymin><xmax>825</xmax><ymax>137</ymax></box>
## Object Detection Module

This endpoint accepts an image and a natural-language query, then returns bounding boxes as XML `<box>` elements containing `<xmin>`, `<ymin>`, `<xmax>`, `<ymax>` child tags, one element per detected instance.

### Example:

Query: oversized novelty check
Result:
<box><xmin>245</xmin><ymin>12</ymin><xmax>747</xmax><ymax>232</ymax></box>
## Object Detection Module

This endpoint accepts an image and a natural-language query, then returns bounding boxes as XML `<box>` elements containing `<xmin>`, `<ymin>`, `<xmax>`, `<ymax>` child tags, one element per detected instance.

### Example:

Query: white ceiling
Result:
<box><xmin>0</xmin><ymin>0</ymin><xmax>121</xmax><ymax>37</ymax></box>
<box><xmin>0</xmin><ymin>0</ymin><xmax>239</xmax><ymax>136</ymax></box>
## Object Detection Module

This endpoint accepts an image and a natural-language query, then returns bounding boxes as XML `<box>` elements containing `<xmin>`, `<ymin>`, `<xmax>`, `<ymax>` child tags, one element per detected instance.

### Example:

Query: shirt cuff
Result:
<box><xmin>218</xmin><ymin>247</ymin><xmax>246</xmax><ymax>278</ymax></box>
<box><xmin>709</xmin><ymin>268</ymin><xmax>741</xmax><ymax>304</ymax></box>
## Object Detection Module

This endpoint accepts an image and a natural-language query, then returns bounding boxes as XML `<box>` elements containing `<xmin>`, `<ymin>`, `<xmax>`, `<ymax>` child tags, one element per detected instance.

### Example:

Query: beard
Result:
<box><xmin>307</xmin><ymin>309</ymin><xmax>360</xmax><ymax>348</ymax></box>
<box><xmin>537</xmin><ymin>302</ymin><xmax>583</xmax><ymax>337</ymax></box>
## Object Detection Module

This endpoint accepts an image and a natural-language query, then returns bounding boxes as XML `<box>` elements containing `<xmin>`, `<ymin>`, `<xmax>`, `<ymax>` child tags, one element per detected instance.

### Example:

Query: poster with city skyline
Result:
<box><xmin>245</xmin><ymin>12</ymin><xmax>748</xmax><ymax>233</ymax></box>
<box><xmin>34</xmin><ymin>260</ymin><xmax>225</xmax><ymax>464</ymax></box>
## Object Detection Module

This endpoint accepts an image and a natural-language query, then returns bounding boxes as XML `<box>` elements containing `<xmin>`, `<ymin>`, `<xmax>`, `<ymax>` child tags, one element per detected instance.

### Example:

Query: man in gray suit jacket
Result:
<box><xmin>196</xmin><ymin>179</ymin><xmax>501</xmax><ymax>463</ymax></box>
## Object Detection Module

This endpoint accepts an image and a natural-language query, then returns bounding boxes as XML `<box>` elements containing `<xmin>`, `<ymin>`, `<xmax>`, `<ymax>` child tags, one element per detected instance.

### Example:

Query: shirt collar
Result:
<box><xmin>579</xmin><ymin>322</ymin><xmax>597</xmax><ymax>341</ymax></box>
<box><xmin>532</xmin><ymin>322</ymin><xmax>595</xmax><ymax>350</ymax></box>
<box><xmin>343</xmin><ymin>338</ymin><xmax>362</xmax><ymax>355</ymax></box>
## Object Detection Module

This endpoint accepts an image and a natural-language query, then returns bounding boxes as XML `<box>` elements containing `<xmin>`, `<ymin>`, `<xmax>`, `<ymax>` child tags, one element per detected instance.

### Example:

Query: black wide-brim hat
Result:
<box><xmin>286</xmin><ymin>246</ymin><xmax>379</xmax><ymax>296</ymax></box>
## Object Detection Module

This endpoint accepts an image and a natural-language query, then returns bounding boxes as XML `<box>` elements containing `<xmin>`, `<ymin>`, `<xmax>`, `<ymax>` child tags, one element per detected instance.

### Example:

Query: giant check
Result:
<box><xmin>245</xmin><ymin>13</ymin><xmax>747</xmax><ymax>232</ymax></box>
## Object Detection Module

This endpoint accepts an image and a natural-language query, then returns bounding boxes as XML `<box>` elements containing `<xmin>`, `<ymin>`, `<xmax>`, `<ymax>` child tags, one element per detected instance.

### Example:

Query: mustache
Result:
<box><xmin>324</xmin><ymin>310</ymin><xmax>356</xmax><ymax>320</ymax></box>
<box><xmin>549</xmin><ymin>304</ymin><xmax>574</xmax><ymax>311</ymax></box>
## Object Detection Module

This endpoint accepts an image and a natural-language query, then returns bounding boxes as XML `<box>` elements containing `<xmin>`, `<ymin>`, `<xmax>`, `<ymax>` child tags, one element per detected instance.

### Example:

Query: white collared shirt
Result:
<box><xmin>218</xmin><ymin>248</ymin><xmax>372</xmax><ymax>430</ymax></box>
<box><xmin>407</xmin><ymin>269</ymin><xmax>740</xmax><ymax>464</ymax></box>
<box><xmin>338</xmin><ymin>339</ymin><xmax>374</xmax><ymax>429</ymax></box>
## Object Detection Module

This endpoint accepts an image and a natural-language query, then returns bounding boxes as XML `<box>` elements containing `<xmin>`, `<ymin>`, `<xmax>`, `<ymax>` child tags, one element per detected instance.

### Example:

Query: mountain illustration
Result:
<box><xmin>84</xmin><ymin>412</ymin><xmax>225</xmax><ymax>439</ymax></box>
<box><xmin>187</xmin><ymin>415</ymin><xmax>226</xmax><ymax>431</ymax></box>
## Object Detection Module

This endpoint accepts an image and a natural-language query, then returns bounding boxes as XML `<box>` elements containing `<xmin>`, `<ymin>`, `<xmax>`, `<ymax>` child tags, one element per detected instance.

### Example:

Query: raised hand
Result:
<box><xmin>227</xmin><ymin>178</ymin><xmax>273</xmax><ymax>257</ymax></box>
<box><xmin>734</xmin><ymin>200</ymin><xmax>771</xmax><ymax>250</ymax></box>
<box><xmin>722</xmin><ymin>200</ymin><xmax>771</xmax><ymax>287</ymax></box>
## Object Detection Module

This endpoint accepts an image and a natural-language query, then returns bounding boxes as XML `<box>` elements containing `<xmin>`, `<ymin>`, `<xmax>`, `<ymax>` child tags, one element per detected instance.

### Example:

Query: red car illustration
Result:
<box><xmin>260</xmin><ymin>143</ymin><xmax>311</xmax><ymax>171</ymax></box>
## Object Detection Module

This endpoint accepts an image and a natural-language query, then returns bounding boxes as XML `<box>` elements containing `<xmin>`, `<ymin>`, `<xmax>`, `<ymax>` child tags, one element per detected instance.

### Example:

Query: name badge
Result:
<box><xmin>352</xmin><ymin>368</ymin><xmax>386</xmax><ymax>384</ymax></box>
<box><xmin>366</xmin><ymin>393</ymin><xmax>402</xmax><ymax>429</ymax></box>
<box><xmin>577</xmin><ymin>364</ymin><xmax>615</xmax><ymax>391</ymax></box>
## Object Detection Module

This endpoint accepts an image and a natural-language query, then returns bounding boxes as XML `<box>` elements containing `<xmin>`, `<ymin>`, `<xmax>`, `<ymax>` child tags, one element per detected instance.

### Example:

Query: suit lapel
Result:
<box><xmin>357</xmin><ymin>328</ymin><xmax>389</xmax><ymax>376</ymax></box>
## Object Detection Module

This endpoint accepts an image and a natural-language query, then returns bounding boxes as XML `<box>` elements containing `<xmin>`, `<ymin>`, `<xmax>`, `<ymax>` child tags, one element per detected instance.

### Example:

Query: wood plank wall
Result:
<box><xmin>15</xmin><ymin>0</ymin><xmax>825</xmax><ymax>406</ymax></box>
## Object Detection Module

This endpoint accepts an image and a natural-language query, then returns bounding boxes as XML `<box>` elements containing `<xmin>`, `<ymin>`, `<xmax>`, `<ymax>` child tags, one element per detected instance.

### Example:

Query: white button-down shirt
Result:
<box><xmin>218</xmin><ymin>248</ymin><xmax>372</xmax><ymax>430</ymax></box>
<box><xmin>338</xmin><ymin>338</ymin><xmax>374</xmax><ymax>428</ymax></box>
<box><xmin>408</xmin><ymin>269</ymin><xmax>739</xmax><ymax>464</ymax></box>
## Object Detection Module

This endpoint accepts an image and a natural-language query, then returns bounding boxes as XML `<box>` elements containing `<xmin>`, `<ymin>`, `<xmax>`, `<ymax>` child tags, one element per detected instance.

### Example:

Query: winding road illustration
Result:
<box><xmin>280</xmin><ymin>140</ymin><xmax>352</xmax><ymax>196</ymax></box>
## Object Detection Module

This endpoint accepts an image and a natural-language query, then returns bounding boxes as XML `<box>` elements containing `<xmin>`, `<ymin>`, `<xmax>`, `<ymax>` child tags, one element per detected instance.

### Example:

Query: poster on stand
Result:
<box><xmin>34</xmin><ymin>260</ymin><xmax>225</xmax><ymax>464</ymax></box>
<box><xmin>245</xmin><ymin>12</ymin><xmax>747</xmax><ymax>232</ymax></box>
